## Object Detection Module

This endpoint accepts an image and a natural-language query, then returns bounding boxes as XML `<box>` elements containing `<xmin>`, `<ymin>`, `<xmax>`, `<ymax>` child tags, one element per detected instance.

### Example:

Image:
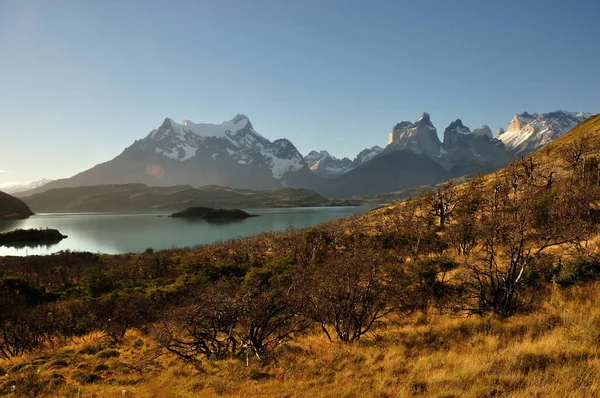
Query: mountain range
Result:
<box><xmin>14</xmin><ymin>110</ymin><xmax>592</xmax><ymax>199</ymax></box>
<box><xmin>0</xmin><ymin>179</ymin><xmax>53</xmax><ymax>195</ymax></box>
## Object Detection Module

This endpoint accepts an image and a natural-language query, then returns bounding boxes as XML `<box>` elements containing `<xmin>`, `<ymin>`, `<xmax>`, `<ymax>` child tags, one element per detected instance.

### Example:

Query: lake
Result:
<box><xmin>0</xmin><ymin>206</ymin><xmax>375</xmax><ymax>256</ymax></box>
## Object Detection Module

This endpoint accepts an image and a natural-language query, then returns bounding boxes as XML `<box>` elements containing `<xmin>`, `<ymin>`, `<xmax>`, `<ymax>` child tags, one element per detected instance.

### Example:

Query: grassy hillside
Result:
<box><xmin>0</xmin><ymin>115</ymin><xmax>599</xmax><ymax>397</ymax></box>
<box><xmin>19</xmin><ymin>184</ymin><xmax>358</xmax><ymax>212</ymax></box>
<box><xmin>2</xmin><ymin>284</ymin><xmax>599</xmax><ymax>397</ymax></box>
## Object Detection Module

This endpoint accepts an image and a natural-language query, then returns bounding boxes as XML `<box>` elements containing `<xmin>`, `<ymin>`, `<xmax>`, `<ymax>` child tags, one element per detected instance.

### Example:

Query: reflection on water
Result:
<box><xmin>0</xmin><ymin>207</ymin><xmax>373</xmax><ymax>256</ymax></box>
<box><xmin>0</xmin><ymin>241</ymin><xmax>62</xmax><ymax>250</ymax></box>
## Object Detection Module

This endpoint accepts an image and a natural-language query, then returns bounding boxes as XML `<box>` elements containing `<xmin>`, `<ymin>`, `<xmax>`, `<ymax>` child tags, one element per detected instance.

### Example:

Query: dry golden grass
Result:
<box><xmin>3</xmin><ymin>116</ymin><xmax>600</xmax><ymax>397</ymax></box>
<box><xmin>2</xmin><ymin>281</ymin><xmax>600</xmax><ymax>397</ymax></box>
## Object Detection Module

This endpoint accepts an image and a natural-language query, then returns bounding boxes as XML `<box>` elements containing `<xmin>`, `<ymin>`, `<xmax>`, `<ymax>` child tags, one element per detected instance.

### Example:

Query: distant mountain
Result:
<box><xmin>352</xmin><ymin>146</ymin><xmax>384</xmax><ymax>167</ymax></box>
<box><xmin>328</xmin><ymin>113</ymin><xmax>507</xmax><ymax>197</ymax></box>
<box><xmin>498</xmin><ymin>111</ymin><xmax>592</xmax><ymax>156</ymax></box>
<box><xmin>304</xmin><ymin>151</ymin><xmax>353</xmax><ymax>179</ymax></box>
<box><xmin>387</xmin><ymin>112</ymin><xmax>441</xmax><ymax>158</ymax></box>
<box><xmin>304</xmin><ymin>146</ymin><xmax>384</xmax><ymax>179</ymax></box>
<box><xmin>17</xmin><ymin>110</ymin><xmax>593</xmax><ymax>200</ymax></box>
<box><xmin>438</xmin><ymin>119</ymin><xmax>509</xmax><ymax>177</ymax></box>
<box><xmin>0</xmin><ymin>179</ymin><xmax>52</xmax><ymax>194</ymax></box>
<box><xmin>329</xmin><ymin>149</ymin><xmax>450</xmax><ymax>197</ymax></box>
<box><xmin>21</xmin><ymin>115</ymin><xmax>326</xmax><ymax>196</ymax></box>
<box><xmin>0</xmin><ymin>191</ymin><xmax>34</xmax><ymax>220</ymax></box>
<box><xmin>327</xmin><ymin>111</ymin><xmax>590</xmax><ymax>197</ymax></box>
<box><xmin>20</xmin><ymin>184</ymin><xmax>356</xmax><ymax>213</ymax></box>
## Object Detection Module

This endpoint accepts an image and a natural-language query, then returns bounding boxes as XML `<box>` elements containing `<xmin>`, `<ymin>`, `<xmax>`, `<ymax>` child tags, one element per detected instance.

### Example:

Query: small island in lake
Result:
<box><xmin>170</xmin><ymin>207</ymin><xmax>258</xmax><ymax>220</ymax></box>
<box><xmin>0</xmin><ymin>228</ymin><xmax>67</xmax><ymax>245</ymax></box>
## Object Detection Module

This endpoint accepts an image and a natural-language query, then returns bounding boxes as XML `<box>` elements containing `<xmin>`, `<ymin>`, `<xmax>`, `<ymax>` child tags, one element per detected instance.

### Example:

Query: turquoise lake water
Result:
<box><xmin>0</xmin><ymin>206</ymin><xmax>375</xmax><ymax>256</ymax></box>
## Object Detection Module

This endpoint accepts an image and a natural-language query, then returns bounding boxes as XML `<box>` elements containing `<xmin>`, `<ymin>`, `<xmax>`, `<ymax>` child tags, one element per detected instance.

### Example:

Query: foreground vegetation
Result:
<box><xmin>3</xmin><ymin>284</ymin><xmax>600</xmax><ymax>397</ymax></box>
<box><xmin>0</xmin><ymin>115</ymin><xmax>599</xmax><ymax>396</ymax></box>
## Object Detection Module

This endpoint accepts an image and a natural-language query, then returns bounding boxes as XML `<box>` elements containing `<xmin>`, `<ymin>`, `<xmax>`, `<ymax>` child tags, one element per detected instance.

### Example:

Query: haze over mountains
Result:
<box><xmin>0</xmin><ymin>179</ymin><xmax>53</xmax><ymax>195</ymax></box>
<box><xmin>15</xmin><ymin>110</ymin><xmax>591</xmax><ymax>199</ymax></box>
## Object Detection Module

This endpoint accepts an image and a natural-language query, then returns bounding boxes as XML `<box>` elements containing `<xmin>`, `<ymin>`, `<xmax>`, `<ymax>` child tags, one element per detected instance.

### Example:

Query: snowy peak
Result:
<box><xmin>230</xmin><ymin>113</ymin><xmax>250</xmax><ymax>124</ymax></box>
<box><xmin>0</xmin><ymin>179</ymin><xmax>53</xmax><ymax>195</ymax></box>
<box><xmin>499</xmin><ymin>110</ymin><xmax>592</xmax><ymax>155</ymax></box>
<box><xmin>305</xmin><ymin>150</ymin><xmax>353</xmax><ymax>179</ymax></box>
<box><xmin>136</xmin><ymin>114</ymin><xmax>306</xmax><ymax>181</ymax></box>
<box><xmin>353</xmin><ymin>146</ymin><xmax>383</xmax><ymax>166</ymax></box>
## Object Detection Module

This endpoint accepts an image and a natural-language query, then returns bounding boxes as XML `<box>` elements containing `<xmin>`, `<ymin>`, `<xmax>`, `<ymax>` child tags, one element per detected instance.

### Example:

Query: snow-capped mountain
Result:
<box><xmin>0</xmin><ymin>179</ymin><xmax>53</xmax><ymax>194</ymax></box>
<box><xmin>330</xmin><ymin>113</ymin><xmax>511</xmax><ymax>197</ymax></box>
<box><xmin>353</xmin><ymin>146</ymin><xmax>384</xmax><ymax>167</ymax></box>
<box><xmin>304</xmin><ymin>150</ymin><xmax>353</xmax><ymax>179</ymax></box>
<box><xmin>20</xmin><ymin>115</ymin><xmax>325</xmax><ymax>196</ymax></box>
<box><xmin>17</xmin><ymin>110</ymin><xmax>594</xmax><ymax>199</ymax></box>
<box><xmin>498</xmin><ymin>111</ymin><xmax>592</xmax><ymax>156</ymax></box>
<box><xmin>304</xmin><ymin>146</ymin><xmax>384</xmax><ymax>179</ymax></box>
<box><xmin>139</xmin><ymin>114</ymin><xmax>305</xmax><ymax>181</ymax></box>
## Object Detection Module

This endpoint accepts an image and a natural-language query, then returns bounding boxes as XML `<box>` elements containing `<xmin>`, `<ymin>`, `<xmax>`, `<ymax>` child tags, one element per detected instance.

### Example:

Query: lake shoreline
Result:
<box><xmin>0</xmin><ymin>206</ymin><xmax>376</xmax><ymax>257</ymax></box>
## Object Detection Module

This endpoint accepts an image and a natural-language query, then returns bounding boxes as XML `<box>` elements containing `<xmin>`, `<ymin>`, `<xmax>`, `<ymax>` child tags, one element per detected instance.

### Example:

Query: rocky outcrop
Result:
<box><xmin>387</xmin><ymin>112</ymin><xmax>441</xmax><ymax>158</ymax></box>
<box><xmin>473</xmin><ymin>125</ymin><xmax>493</xmax><ymax>140</ymax></box>
<box><xmin>507</xmin><ymin>113</ymin><xmax>537</xmax><ymax>134</ymax></box>
<box><xmin>439</xmin><ymin>119</ymin><xmax>508</xmax><ymax>177</ymax></box>
<box><xmin>442</xmin><ymin>119</ymin><xmax>472</xmax><ymax>150</ymax></box>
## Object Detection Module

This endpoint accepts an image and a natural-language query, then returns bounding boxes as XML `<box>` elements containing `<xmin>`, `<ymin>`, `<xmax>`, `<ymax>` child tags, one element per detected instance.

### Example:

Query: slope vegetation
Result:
<box><xmin>0</xmin><ymin>115</ymin><xmax>599</xmax><ymax>397</ymax></box>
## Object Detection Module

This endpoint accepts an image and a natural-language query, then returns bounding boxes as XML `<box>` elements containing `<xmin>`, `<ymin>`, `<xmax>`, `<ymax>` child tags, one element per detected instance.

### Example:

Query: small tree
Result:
<box><xmin>160</xmin><ymin>263</ymin><xmax>308</xmax><ymax>361</ymax></box>
<box><xmin>460</xmin><ymin>179</ymin><xmax>593</xmax><ymax>317</ymax></box>
<box><xmin>428</xmin><ymin>180</ymin><xmax>459</xmax><ymax>230</ymax></box>
<box><xmin>305</xmin><ymin>249</ymin><xmax>393</xmax><ymax>343</ymax></box>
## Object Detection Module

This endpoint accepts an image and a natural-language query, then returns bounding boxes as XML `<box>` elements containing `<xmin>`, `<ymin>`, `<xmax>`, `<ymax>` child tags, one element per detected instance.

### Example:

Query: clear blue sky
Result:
<box><xmin>1</xmin><ymin>0</ymin><xmax>599</xmax><ymax>184</ymax></box>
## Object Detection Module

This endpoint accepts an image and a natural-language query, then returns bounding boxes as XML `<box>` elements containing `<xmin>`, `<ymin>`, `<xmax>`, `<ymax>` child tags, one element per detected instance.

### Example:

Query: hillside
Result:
<box><xmin>0</xmin><ymin>115</ymin><xmax>599</xmax><ymax>397</ymax></box>
<box><xmin>0</xmin><ymin>191</ymin><xmax>34</xmax><ymax>220</ymax></box>
<box><xmin>19</xmin><ymin>184</ymin><xmax>357</xmax><ymax>212</ymax></box>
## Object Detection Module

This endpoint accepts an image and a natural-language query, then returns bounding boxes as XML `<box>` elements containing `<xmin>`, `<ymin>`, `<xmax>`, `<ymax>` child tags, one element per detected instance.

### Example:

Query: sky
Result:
<box><xmin>1</xmin><ymin>0</ymin><xmax>599</xmax><ymax>185</ymax></box>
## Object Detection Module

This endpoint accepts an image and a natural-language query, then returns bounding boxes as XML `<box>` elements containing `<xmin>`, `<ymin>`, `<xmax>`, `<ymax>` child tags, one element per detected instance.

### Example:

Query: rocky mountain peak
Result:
<box><xmin>442</xmin><ymin>119</ymin><xmax>473</xmax><ymax>150</ymax></box>
<box><xmin>497</xmin><ymin>127</ymin><xmax>506</xmax><ymax>136</ymax></box>
<box><xmin>500</xmin><ymin>110</ymin><xmax>592</xmax><ymax>156</ymax></box>
<box><xmin>473</xmin><ymin>125</ymin><xmax>494</xmax><ymax>140</ymax></box>
<box><xmin>230</xmin><ymin>113</ymin><xmax>250</xmax><ymax>125</ymax></box>
<box><xmin>446</xmin><ymin>119</ymin><xmax>470</xmax><ymax>133</ymax></box>
<box><xmin>305</xmin><ymin>150</ymin><xmax>354</xmax><ymax>179</ymax></box>
<box><xmin>387</xmin><ymin>112</ymin><xmax>440</xmax><ymax>157</ymax></box>
<box><xmin>415</xmin><ymin>112</ymin><xmax>434</xmax><ymax>127</ymax></box>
